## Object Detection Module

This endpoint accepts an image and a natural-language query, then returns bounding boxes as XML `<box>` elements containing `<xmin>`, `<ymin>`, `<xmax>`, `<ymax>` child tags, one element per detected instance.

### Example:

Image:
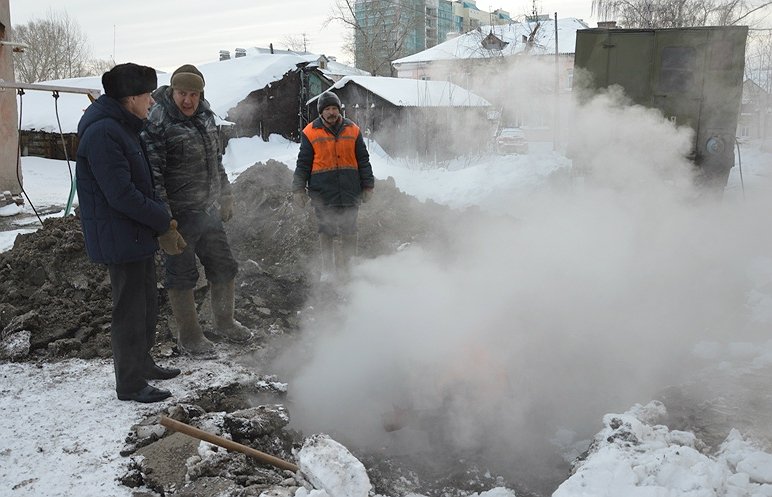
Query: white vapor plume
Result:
<box><xmin>274</xmin><ymin>60</ymin><xmax>772</xmax><ymax>491</ymax></box>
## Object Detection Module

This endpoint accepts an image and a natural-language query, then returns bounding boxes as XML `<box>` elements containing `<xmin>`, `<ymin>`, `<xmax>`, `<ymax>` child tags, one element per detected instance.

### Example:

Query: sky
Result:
<box><xmin>8</xmin><ymin>0</ymin><xmax>597</xmax><ymax>72</ymax></box>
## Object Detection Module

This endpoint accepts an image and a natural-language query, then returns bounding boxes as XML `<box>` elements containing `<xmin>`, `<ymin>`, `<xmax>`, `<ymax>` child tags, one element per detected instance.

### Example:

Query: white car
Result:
<box><xmin>495</xmin><ymin>128</ymin><xmax>528</xmax><ymax>154</ymax></box>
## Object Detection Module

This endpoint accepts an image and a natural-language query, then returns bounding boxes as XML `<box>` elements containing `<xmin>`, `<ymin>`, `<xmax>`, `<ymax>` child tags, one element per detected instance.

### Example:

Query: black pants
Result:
<box><xmin>108</xmin><ymin>257</ymin><xmax>158</xmax><ymax>395</ymax></box>
<box><xmin>312</xmin><ymin>202</ymin><xmax>359</xmax><ymax>235</ymax></box>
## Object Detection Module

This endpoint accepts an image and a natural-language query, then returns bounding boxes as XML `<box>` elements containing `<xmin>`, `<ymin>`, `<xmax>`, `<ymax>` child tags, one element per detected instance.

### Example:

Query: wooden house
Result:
<box><xmin>308</xmin><ymin>75</ymin><xmax>492</xmax><ymax>160</ymax></box>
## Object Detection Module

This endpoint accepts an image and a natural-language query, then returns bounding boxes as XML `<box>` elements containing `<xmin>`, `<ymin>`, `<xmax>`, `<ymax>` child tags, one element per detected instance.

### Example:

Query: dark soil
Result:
<box><xmin>0</xmin><ymin>159</ymin><xmax>461</xmax><ymax>363</ymax></box>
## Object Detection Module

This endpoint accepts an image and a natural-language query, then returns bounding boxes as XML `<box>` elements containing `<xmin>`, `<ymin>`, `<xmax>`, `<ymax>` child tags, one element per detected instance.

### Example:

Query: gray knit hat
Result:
<box><xmin>317</xmin><ymin>91</ymin><xmax>342</xmax><ymax>114</ymax></box>
<box><xmin>171</xmin><ymin>64</ymin><xmax>205</xmax><ymax>92</ymax></box>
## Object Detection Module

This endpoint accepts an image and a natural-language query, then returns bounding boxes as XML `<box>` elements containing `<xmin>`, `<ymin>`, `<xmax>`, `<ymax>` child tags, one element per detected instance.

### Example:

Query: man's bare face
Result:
<box><xmin>126</xmin><ymin>93</ymin><xmax>154</xmax><ymax>119</ymax></box>
<box><xmin>321</xmin><ymin>105</ymin><xmax>341</xmax><ymax>126</ymax></box>
<box><xmin>173</xmin><ymin>89</ymin><xmax>201</xmax><ymax>117</ymax></box>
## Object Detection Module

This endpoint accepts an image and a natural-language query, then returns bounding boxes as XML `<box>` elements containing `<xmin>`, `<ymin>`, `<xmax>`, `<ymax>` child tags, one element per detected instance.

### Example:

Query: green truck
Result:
<box><xmin>573</xmin><ymin>26</ymin><xmax>748</xmax><ymax>189</ymax></box>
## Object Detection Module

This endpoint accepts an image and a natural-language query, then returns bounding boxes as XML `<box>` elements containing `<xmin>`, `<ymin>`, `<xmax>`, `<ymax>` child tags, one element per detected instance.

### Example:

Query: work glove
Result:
<box><xmin>158</xmin><ymin>219</ymin><xmax>187</xmax><ymax>256</ymax></box>
<box><xmin>361</xmin><ymin>188</ymin><xmax>374</xmax><ymax>203</ymax></box>
<box><xmin>219</xmin><ymin>194</ymin><xmax>234</xmax><ymax>222</ymax></box>
<box><xmin>293</xmin><ymin>191</ymin><xmax>308</xmax><ymax>209</ymax></box>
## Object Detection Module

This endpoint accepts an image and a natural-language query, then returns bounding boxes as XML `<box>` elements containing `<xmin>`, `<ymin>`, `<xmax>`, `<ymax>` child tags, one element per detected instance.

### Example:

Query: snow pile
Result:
<box><xmin>0</xmin><ymin>203</ymin><xmax>23</xmax><ymax>217</ymax></box>
<box><xmin>297</xmin><ymin>434</ymin><xmax>372</xmax><ymax>497</ymax></box>
<box><xmin>554</xmin><ymin>401</ymin><xmax>772</xmax><ymax>497</ymax></box>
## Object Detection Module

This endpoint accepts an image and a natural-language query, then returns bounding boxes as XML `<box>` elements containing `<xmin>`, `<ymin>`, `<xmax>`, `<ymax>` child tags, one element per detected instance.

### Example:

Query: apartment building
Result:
<box><xmin>354</xmin><ymin>0</ymin><xmax>512</xmax><ymax>75</ymax></box>
<box><xmin>451</xmin><ymin>1</ymin><xmax>513</xmax><ymax>34</ymax></box>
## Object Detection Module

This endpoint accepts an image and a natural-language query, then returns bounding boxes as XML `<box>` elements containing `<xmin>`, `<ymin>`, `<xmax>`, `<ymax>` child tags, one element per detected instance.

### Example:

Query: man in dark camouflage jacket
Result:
<box><xmin>142</xmin><ymin>64</ymin><xmax>254</xmax><ymax>356</ymax></box>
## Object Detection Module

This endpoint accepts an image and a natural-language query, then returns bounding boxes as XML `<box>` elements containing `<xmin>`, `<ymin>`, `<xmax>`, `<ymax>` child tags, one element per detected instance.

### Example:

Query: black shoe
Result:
<box><xmin>117</xmin><ymin>385</ymin><xmax>172</xmax><ymax>403</ymax></box>
<box><xmin>144</xmin><ymin>364</ymin><xmax>181</xmax><ymax>380</ymax></box>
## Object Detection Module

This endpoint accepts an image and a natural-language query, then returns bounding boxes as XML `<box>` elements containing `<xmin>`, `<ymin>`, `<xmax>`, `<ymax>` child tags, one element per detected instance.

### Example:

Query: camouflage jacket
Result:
<box><xmin>142</xmin><ymin>85</ymin><xmax>231</xmax><ymax>216</ymax></box>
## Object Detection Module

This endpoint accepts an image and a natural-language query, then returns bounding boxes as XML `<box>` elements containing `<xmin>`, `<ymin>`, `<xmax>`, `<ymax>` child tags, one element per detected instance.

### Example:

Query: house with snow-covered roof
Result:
<box><xmin>226</xmin><ymin>47</ymin><xmax>370</xmax><ymax>81</ymax></box>
<box><xmin>392</xmin><ymin>16</ymin><xmax>588</xmax><ymax>140</ymax></box>
<box><xmin>392</xmin><ymin>17</ymin><xmax>587</xmax><ymax>80</ymax></box>
<box><xmin>18</xmin><ymin>52</ymin><xmax>336</xmax><ymax>159</ymax></box>
<box><xmin>309</xmin><ymin>75</ymin><xmax>493</xmax><ymax>160</ymax></box>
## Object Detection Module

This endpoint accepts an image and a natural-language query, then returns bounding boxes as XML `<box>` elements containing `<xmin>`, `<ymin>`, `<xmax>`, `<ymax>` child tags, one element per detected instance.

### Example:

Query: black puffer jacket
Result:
<box><xmin>142</xmin><ymin>86</ymin><xmax>231</xmax><ymax>216</ymax></box>
<box><xmin>76</xmin><ymin>95</ymin><xmax>171</xmax><ymax>265</ymax></box>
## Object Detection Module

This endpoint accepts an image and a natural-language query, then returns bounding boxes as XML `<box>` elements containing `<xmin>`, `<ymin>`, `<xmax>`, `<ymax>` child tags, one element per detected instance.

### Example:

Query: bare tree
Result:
<box><xmin>86</xmin><ymin>58</ymin><xmax>117</xmax><ymax>77</ymax></box>
<box><xmin>282</xmin><ymin>33</ymin><xmax>310</xmax><ymax>53</ymax></box>
<box><xmin>12</xmin><ymin>9</ymin><xmax>93</xmax><ymax>83</ymax></box>
<box><xmin>746</xmin><ymin>30</ymin><xmax>772</xmax><ymax>87</ymax></box>
<box><xmin>329</xmin><ymin>0</ymin><xmax>425</xmax><ymax>76</ymax></box>
<box><xmin>591</xmin><ymin>0</ymin><xmax>772</xmax><ymax>27</ymax></box>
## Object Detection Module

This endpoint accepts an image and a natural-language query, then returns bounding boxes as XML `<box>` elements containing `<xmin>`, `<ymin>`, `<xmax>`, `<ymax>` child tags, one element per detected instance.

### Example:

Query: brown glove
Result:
<box><xmin>362</xmin><ymin>188</ymin><xmax>374</xmax><ymax>203</ymax></box>
<box><xmin>293</xmin><ymin>191</ymin><xmax>308</xmax><ymax>209</ymax></box>
<box><xmin>158</xmin><ymin>219</ymin><xmax>187</xmax><ymax>255</ymax></box>
<box><xmin>220</xmin><ymin>195</ymin><xmax>234</xmax><ymax>222</ymax></box>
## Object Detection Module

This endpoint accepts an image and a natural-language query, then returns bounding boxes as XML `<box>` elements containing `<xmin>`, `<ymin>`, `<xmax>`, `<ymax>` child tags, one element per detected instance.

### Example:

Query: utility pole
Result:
<box><xmin>554</xmin><ymin>12</ymin><xmax>560</xmax><ymax>151</ymax></box>
<box><xmin>0</xmin><ymin>0</ymin><xmax>22</xmax><ymax>205</ymax></box>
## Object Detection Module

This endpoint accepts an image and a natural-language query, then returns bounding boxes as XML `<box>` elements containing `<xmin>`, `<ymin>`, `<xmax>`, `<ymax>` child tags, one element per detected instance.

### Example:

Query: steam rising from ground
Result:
<box><xmin>273</xmin><ymin>61</ymin><xmax>772</xmax><ymax>488</ymax></box>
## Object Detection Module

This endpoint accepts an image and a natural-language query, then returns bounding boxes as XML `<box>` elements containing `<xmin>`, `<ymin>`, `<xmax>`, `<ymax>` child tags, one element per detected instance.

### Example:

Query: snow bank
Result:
<box><xmin>554</xmin><ymin>401</ymin><xmax>772</xmax><ymax>497</ymax></box>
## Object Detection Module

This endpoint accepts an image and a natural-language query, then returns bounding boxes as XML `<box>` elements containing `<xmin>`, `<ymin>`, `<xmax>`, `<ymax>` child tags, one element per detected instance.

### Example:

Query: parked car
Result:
<box><xmin>495</xmin><ymin>128</ymin><xmax>528</xmax><ymax>154</ymax></box>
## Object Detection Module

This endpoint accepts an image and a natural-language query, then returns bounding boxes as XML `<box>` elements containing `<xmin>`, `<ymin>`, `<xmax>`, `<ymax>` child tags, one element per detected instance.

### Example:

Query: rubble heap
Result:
<box><xmin>0</xmin><ymin>159</ymin><xmax>459</xmax><ymax>362</ymax></box>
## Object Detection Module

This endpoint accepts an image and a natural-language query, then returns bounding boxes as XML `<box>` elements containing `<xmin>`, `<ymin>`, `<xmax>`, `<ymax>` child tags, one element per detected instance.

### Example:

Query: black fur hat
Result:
<box><xmin>102</xmin><ymin>63</ymin><xmax>157</xmax><ymax>99</ymax></box>
<box><xmin>317</xmin><ymin>91</ymin><xmax>342</xmax><ymax>114</ymax></box>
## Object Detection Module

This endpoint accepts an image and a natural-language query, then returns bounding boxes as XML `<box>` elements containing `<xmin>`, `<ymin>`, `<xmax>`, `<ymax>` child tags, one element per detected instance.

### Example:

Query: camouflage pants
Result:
<box><xmin>163</xmin><ymin>208</ymin><xmax>238</xmax><ymax>289</ymax></box>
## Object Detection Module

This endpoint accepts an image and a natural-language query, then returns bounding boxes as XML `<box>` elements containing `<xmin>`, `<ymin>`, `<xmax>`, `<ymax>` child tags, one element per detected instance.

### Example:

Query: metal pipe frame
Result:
<box><xmin>0</xmin><ymin>80</ymin><xmax>100</xmax><ymax>99</ymax></box>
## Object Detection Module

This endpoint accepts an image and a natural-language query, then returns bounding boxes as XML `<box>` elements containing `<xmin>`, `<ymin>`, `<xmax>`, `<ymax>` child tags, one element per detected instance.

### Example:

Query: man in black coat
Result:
<box><xmin>76</xmin><ymin>63</ymin><xmax>186</xmax><ymax>403</ymax></box>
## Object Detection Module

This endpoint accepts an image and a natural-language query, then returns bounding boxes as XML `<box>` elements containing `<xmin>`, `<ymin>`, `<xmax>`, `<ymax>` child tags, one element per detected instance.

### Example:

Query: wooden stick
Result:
<box><xmin>159</xmin><ymin>415</ymin><xmax>299</xmax><ymax>472</ymax></box>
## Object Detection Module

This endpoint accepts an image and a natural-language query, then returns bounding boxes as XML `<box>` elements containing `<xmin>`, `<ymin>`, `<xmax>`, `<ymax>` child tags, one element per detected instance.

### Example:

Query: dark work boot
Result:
<box><xmin>117</xmin><ymin>385</ymin><xmax>172</xmax><ymax>403</ymax></box>
<box><xmin>143</xmin><ymin>364</ymin><xmax>181</xmax><ymax>380</ymax></box>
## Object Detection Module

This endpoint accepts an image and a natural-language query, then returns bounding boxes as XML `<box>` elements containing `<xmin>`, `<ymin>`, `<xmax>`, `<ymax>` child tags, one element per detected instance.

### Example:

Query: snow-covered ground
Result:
<box><xmin>3</xmin><ymin>131</ymin><xmax>772</xmax><ymax>496</ymax></box>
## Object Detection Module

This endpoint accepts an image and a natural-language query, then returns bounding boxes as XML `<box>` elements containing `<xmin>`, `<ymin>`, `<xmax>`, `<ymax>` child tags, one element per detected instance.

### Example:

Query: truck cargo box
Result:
<box><xmin>573</xmin><ymin>26</ymin><xmax>748</xmax><ymax>189</ymax></box>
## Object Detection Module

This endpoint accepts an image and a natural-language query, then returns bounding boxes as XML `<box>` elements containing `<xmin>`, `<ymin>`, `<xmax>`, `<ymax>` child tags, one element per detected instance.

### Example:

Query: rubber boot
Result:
<box><xmin>338</xmin><ymin>234</ymin><xmax>358</xmax><ymax>280</ymax></box>
<box><xmin>168</xmin><ymin>289</ymin><xmax>216</xmax><ymax>357</ymax></box>
<box><xmin>319</xmin><ymin>233</ymin><xmax>335</xmax><ymax>283</ymax></box>
<box><xmin>210</xmin><ymin>280</ymin><xmax>253</xmax><ymax>342</ymax></box>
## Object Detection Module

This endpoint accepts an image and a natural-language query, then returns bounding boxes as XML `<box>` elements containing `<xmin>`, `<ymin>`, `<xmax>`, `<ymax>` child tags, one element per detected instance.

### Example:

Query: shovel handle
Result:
<box><xmin>159</xmin><ymin>415</ymin><xmax>299</xmax><ymax>472</ymax></box>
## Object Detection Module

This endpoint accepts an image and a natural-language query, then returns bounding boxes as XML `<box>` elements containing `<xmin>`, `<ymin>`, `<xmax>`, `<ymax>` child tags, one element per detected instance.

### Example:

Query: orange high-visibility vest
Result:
<box><xmin>303</xmin><ymin>122</ymin><xmax>361</xmax><ymax>174</ymax></box>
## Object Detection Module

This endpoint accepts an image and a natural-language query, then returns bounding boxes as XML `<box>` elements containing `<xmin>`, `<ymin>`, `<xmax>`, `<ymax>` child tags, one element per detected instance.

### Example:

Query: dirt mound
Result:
<box><xmin>0</xmin><ymin>215</ymin><xmax>114</xmax><ymax>360</ymax></box>
<box><xmin>0</xmin><ymin>159</ymin><xmax>461</xmax><ymax>363</ymax></box>
<box><xmin>226</xmin><ymin>159</ymin><xmax>456</xmax><ymax>273</ymax></box>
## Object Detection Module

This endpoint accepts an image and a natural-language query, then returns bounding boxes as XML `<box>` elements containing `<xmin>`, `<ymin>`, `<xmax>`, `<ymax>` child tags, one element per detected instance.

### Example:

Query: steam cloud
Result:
<box><xmin>272</xmin><ymin>59</ymin><xmax>772</xmax><ymax>490</ymax></box>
